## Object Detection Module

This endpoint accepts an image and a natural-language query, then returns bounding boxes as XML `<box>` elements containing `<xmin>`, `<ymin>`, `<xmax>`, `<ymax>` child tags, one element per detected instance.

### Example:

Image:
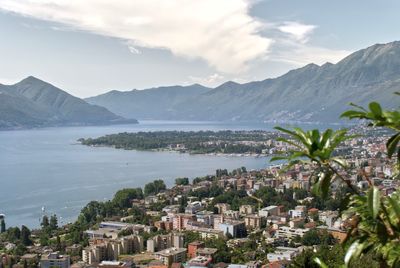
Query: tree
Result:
<box><xmin>183</xmin><ymin>231</ymin><xmax>201</xmax><ymax>247</ymax></box>
<box><xmin>274</xmin><ymin>94</ymin><xmax>400</xmax><ymax>267</ymax></box>
<box><xmin>301</xmin><ymin>229</ymin><xmax>335</xmax><ymax>246</ymax></box>
<box><xmin>216</xmin><ymin>169</ymin><xmax>228</xmax><ymax>177</ymax></box>
<box><xmin>6</xmin><ymin>227</ymin><xmax>20</xmax><ymax>242</ymax></box>
<box><xmin>290</xmin><ymin>245</ymin><xmax>345</xmax><ymax>268</ymax></box>
<box><xmin>55</xmin><ymin>234</ymin><xmax>62</xmax><ymax>251</ymax></box>
<box><xmin>41</xmin><ymin>215</ymin><xmax>49</xmax><ymax>229</ymax></box>
<box><xmin>20</xmin><ymin>225</ymin><xmax>32</xmax><ymax>246</ymax></box>
<box><xmin>13</xmin><ymin>243</ymin><xmax>27</xmax><ymax>256</ymax></box>
<box><xmin>113</xmin><ymin>188</ymin><xmax>143</xmax><ymax>208</ymax></box>
<box><xmin>0</xmin><ymin>219</ymin><xmax>5</xmax><ymax>233</ymax></box>
<box><xmin>50</xmin><ymin>214</ymin><xmax>58</xmax><ymax>230</ymax></box>
<box><xmin>144</xmin><ymin>180</ymin><xmax>166</xmax><ymax>196</ymax></box>
<box><xmin>175</xmin><ymin>177</ymin><xmax>189</xmax><ymax>186</ymax></box>
<box><xmin>39</xmin><ymin>232</ymin><xmax>49</xmax><ymax>246</ymax></box>
<box><xmin>204</xmin><ymin>238</ymin><xmax>232</xmax><ymax>263</ymax></box>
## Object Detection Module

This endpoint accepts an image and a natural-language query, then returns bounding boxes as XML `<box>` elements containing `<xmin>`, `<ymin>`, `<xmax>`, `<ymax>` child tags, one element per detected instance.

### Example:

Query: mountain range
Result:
<box><xmin>2</xmin><ymin>41</ymin><xmax>400</xmax><ymax>129</ymax></box>
<box><xmin>86</xmin><ymin>41</ymin><xmax>400</xmax><ymax>123</ymax></box>
<box><xmin>0</xmin><ymin>76</ymin><xmax>137</xmax><ymax>129</ymax></box>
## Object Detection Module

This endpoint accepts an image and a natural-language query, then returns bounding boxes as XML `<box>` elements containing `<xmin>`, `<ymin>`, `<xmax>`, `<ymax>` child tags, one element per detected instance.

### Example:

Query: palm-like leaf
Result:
<box><xmin>272</xmin><ymin>127</ymin><xmax>354</xmax><ymax>198</ymax></box>
<box><xmin>341</xmin><ymin>95</ymin><xmax>400</xmax><ymax>164</ymax></box>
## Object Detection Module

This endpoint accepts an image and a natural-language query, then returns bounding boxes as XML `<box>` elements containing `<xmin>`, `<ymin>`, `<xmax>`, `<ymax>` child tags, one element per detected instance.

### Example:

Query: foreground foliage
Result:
<box><xmin>274</xmin><ymin>94</ymin><xmax>400</xmax><ymax>267</ymax></box>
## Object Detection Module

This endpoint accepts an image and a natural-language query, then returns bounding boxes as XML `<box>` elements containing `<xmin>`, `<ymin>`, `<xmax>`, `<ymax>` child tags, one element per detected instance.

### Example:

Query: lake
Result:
<box><xmin>0</xmin><ymin>120</ymin><xmax>340</xmax><ymax>228</ymax></box>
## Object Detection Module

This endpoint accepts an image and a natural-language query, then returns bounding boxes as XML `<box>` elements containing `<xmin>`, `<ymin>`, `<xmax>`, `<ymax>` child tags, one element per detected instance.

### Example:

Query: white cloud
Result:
<box><xmin>128</xmin><ymin>46</ymin><xmax>141</xmax><ymax>55</ymax></box>
<box><xmin>188</xmin><ymin>73</ymin><xmax>225</xmax><ymax>87</ymax></box>
<box><xmin>278</xmin><ymin>21</ymin><xmax>317</xmax><ymax>44</ymax></box>
<box><xmin>0</xmin><ymin>0</ymin><xmax>272</xmax><ymax>73</ymax></box>
<box><xmin>269</xmin><ymin>38</ymin><xmax>351</xmax><ymax>66</ymax></box>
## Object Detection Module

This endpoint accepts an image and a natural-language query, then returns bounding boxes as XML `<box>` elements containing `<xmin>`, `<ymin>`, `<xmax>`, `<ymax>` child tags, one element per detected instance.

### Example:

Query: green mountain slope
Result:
<box><xmin>87</xmin><ymin>41</ymin><xmax>400</xmax><ymax>122</ymax></box>
<box><xmin>0</xmin><ymin>76</ymin><xmax>137</xmax><ymax>129</ymax></box>
<box><xmin>85</xmin><ymin>84</ymin><xmax>210</xmax><ymax>120</ymax></box>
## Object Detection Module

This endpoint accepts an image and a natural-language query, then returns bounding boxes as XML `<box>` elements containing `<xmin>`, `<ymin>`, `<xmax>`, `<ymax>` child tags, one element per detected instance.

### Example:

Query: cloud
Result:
<box><xmin>0</xmin><ymin>0</ymin><xmax>272</xmax><ymax>73</ymax></box>
<box><xmin>128</xmin><ymin>46</ymin><xmax>141</xmax><ymax>55</ymax></box>
<box><xmin>188</xmin><ymin>73</ymin><xmax>225</xmax><ymax>87</ymax></box>
<box><xmin>278</xmin><ymin>21</ymin><xmax>317</xmax><ymax>43</ymax></box>
<box><xmin>269</xmin><ymin>38</ymin><xmax>351</xmax><ymax>66</ymax></box>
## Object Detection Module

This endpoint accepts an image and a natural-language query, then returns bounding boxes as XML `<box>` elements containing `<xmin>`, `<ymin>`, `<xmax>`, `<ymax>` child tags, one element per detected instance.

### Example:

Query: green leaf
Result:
<box><xmin>311</xmin><ymin>171</ymin><xmax>332</xmax><ymax>198</ymax></box>
<box><xmin>332</xmin><ymin>157</ymin><xmax>348</xmax><ymax>168</ymax></box>
<box><xmin>320</xmin><ymin>129</ymin><xmax>333</xmax><ymax>147</ymax></box>
<box><xmin>369</xmin><ymin>102</ymin><xmax>382</xmax><ymax>117</ymax></box>
<box><xmin>320</xmin><ymin>171</ymin><xmax>332</xmax><ymax>199</ymax></box>
<box><xmin>340</xmin><ymin>110</ymin><xmax>366</xmax><ymax>119</ymax></box>
<box><xmin>368</xmin><ymin>186</ymin><xmax>381</xmax><ymax>219</ymax></box>
<box><xmin>275</xmin><ymin>137</ymin><xmax>301</xmax><ymax>148</ymax></box>
<box><xmin>386</xmin><ymin>133</ymin><xmax>400</xmax><ymax>159</ymax></box>
<box><xmin>274</xmin><ymin>126</ymin><xmax>297</xmax><ymax>137</ymax></box>
<box><xmin>314</xmin><ymin>257</ymin><xmax>329</xmax><ymax>268</ymax></box>
<box><xmin>345</xmin><ymin>240</ymin><xmax>364</xmax><ymax>266</ymax></box>
<box><xmin>270</xmin><ymin>156</ymin><xmax>288</xmax><ymax>162</ymax></box>
<box><xmin>388</xmin><ymin>195</ymin><xmax>400</xmax><ymax>219</ymax></box>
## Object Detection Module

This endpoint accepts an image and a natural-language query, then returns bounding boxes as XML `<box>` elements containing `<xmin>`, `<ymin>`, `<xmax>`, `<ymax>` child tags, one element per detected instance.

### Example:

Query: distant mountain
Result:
<box><xmin>87</xmin><ymin>41</ymin><xmax>400</xmax><ymax>123</ymax></box>
<box><xmin>85</xmin><ymin>84</ymin><xmax>210</xmax><ymax>120</ymax></box>
<box><xmin>0</xmin><ymin>76</ymin><xmax>137</xmax><ymax>129</ymax></box>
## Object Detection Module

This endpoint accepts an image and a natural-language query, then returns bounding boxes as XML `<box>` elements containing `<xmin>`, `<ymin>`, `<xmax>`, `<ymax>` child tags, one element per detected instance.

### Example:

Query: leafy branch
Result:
<box><xmin>273</xmin><ymin>93</ymin><xmax>400</xmax><ymax>267</ymax></box>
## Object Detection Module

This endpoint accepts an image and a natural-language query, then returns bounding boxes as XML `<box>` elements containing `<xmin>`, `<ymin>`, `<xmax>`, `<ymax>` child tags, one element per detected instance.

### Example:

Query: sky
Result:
<box><xmin>0</xmin><ymin>0</ymin><xmax>399</xmax><ymax>98</ymax></box>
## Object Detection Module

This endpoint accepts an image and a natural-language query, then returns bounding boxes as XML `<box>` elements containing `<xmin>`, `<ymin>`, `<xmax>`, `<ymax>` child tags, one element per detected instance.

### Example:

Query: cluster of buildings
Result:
<box><xmin>1</xmin><ymin>128</ymin><xmax>397</xmax><ymax>268</ymax></box>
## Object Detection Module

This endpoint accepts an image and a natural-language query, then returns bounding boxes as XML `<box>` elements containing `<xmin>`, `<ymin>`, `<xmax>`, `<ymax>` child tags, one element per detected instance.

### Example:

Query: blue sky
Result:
<box><xmin>0</xmin><ymin>0</ymin><xmax>399</xmax><ymax>97</ymax></box>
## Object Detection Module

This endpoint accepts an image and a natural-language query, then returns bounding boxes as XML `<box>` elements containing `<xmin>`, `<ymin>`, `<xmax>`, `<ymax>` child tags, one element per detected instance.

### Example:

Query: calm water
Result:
<box><xmin>0</xmin><ymin>120</ymin><xmax>341</xmax><ymax>228</ymax></box>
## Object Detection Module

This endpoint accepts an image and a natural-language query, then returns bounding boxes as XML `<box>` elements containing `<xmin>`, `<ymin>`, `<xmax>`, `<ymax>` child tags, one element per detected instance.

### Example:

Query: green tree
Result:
<box><xmin>204</xmin><ymin>238</ymin><xmax>232</xmax><ymax>263</ymax></box>
<box><xmin>183</xmin><ymin>231</ymin><xmax>201</xmax><ymax>247</ymax></box>
<box><xmin>113</xmin><ymin>188</ymin><xmax>144</xmax><ymax>208</ymax></box>
<box><xmin>50</xmin><ymin>214</ymin><xmax>58</xmax><ymax>230</ymax></box>
<box><xmin>144</xmin><ymin>179</ymin><xmax>166</xmax><ymax>196</ymax></box>
<box><xmin>301</xmin><ymin>229</ymin><xmax>335</xmax><ymax>246</ymax></box>
<box><xmin>39</xmin><ymin>232</ymin><xmax>49</xmax><ymax>246</ymax></box>
<box><xmin>6</xmin><ymin>227</ymin><xmax>20</xmax><ymax>242</ymax></box>
<box><xmin>0</xmin><ymin>219</ymin><xmax>5</xmax><ymax>233</ymax></box>
<box><xmin>41</xmin><ymin>215</ymin><xmax>49</xmax><ymax>229</ymax></box>
<box><xmin>55</xmin><ymin>234</ymin><xmax>62</xmax><ymax>251</ymax></box>
<box><xmin>20</xmin><ymin>225</ymin><xmax>32</xmax><ymax>246</ymax></box>
<box><xmin>13</xmin><ymin>243</ymin><xmax>27</xmax><ymax>256</ymax></box>
<box><xmin>175</xmin><ymin>177</ymin><xmax>189</xmax><ymax>186</ymax></box>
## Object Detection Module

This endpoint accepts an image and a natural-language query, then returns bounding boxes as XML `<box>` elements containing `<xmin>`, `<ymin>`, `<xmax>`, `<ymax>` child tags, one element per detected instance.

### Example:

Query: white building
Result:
<box><xmin>275</xmin><ymin>226</ymin><xmax>309</xmax><ymax>239</ymax></box>
<box><xmin>259</xmin><ymin>206</ymin><xmax>278</xmax><ymax>217</ymax></box>
<box><xmin>267</xmin><ymin>247</ymin><xmax>302</xmax><ymax>262</ymax></box>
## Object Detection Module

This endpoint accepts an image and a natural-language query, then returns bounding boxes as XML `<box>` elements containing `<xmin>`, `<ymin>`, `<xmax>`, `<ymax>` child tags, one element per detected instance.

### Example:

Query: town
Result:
<box><xmin>0</xmin><ymin>126</ymin><xmax>395</xmax><ymax>268</ymax></box>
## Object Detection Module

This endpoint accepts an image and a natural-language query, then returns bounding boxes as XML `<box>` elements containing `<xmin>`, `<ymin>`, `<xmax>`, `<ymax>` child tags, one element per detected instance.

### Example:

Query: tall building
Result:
<box><xmin>244</xmin><ymin>215</ymin><xmax>262</xmax><ymax>230</ymax></box>
<box><xmin>82</xmin><ymin>236</ymin><xmax>143</xmax><ymax>264</ymax></box>
<box><xmin>187</xmin><ymin>241</ymin><xmax>205</xmax><ymax>259</ymax></box>
<box><xmin>147</xmin><ymin>233</ymin><xmax>184</xmax><ymax>253</ymax></box>
<box><xmin>40</xmin><ymin>252</ymin><xmax>70</xmax><ymax>268</ymax></box>
<box><xmin>218</xmin><ymin>221</ymin><xmax>246</xmax><ymax>238</ymax></box>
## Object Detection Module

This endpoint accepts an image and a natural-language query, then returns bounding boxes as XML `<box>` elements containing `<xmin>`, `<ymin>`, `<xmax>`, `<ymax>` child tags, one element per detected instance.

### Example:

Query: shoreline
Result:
<box><xmin>81</xmin><ymin>143</ymin><xmax>274</xmax><ymax>158</ymax></box>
